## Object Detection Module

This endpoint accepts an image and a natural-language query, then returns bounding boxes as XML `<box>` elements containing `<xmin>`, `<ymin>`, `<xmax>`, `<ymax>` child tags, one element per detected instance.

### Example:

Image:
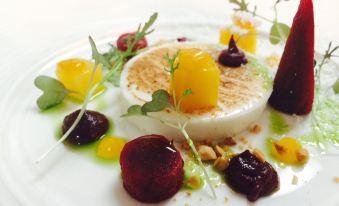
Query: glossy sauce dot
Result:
<box><xmin>96</xmin><ymin>136</ymin><xmax>126</xmax><ymax>160</ymax></box>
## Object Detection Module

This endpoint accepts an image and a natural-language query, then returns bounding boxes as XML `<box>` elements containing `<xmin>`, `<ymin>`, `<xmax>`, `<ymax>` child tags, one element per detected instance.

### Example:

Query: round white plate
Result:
<box><xmin>0</xmin><ymin>23</ymin><xmax>338</xmax><ymax>206</ymax></box>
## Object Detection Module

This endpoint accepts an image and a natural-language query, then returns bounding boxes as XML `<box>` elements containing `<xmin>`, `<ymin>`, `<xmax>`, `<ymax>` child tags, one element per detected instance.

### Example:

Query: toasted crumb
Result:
<box><xmin>214</xmin><ymin>156</ymin><xmax>230</xmax><ymax>171</ymax></box>
<box><xmin>214</xmin><ymin>145</ymin><xmax>225</xmax><ymax>157</ymax></box>
<box><xmin>224</xmin><ymin>137</ymin><xmax>237</xmax><ymax>146</ymax></box>
<box><xmin>292</xmin><ymin>175</ymin><xmax>298</xmax><ymax>185</ymax></box>
<box><xmin>334</xmin><ymin>177</ymin><xmax>339</xmax><ymax>183</ymax></box>
<box><xmin>296</xmin><ymin>148</ymin><xmax>309</xmax><ymax>162</ymax></box>
<box><xmin>273</xmin><ymin>142</ymin><xmax>286</xmax><ymax>154</ymax></box>
<box><xmin>186</xmin><ymin>176</ymin><xmax>201</xmax><ymax>189</ymax></box>
<box><xmin>224</xmin><ymin>197</ymin><xmax>229</xmax><ymax>203</ymax></box>
<box><xmin>252</xmin><ymin>148</ymin><xmax>265</xmax><ymax>162</ymax></box>
<box><xmin>185</xmin><ymin>191</ymin><xmax>192</xmax><ymax>197</ymax></box>
<box><xmin>198</xmin><ymin>145</ymin><xmax>217</xmax><ymax>161</ymax></box>
<box><xmin>265</xmin><ymin>54</ymin><xmax>281</xmax><ymax>68</ymax></box>
<box><xmin>249</xmin><ymin>124</ymin><xmax>262</xmax><ymax>134</ymax></box>
<box><xmin>181</xmin><ymin>141</ymin><xmax>190</xmax><ymax>150</ymax></box>
<box><xmin>239</xmin><ymin>136</ymin><xmax>248</xmax><ymax>144</ymax></box>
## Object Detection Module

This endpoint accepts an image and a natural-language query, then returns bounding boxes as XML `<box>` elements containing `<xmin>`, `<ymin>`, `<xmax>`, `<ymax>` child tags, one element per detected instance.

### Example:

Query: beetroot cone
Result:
<box><xmin>268</xmin><ymin>0</ymin><xmax>314</xmax><ymax>115</ymax></box>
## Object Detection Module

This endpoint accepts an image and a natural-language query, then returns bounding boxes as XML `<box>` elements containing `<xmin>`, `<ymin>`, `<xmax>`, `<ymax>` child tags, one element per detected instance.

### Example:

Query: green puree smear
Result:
<box><xmin>269</xmin><ymin>110</ymin><xmax>290</xmax><ymax>135</ymax></box>
<box><xmin>248</xmin><ymin>56</ymin><xmax>273</xmax><ymax>90</ymax></box>
<box><xmin>301</xmin><ymin>97</ymin><xmax>339</xmax><ymax>146</ymax></box>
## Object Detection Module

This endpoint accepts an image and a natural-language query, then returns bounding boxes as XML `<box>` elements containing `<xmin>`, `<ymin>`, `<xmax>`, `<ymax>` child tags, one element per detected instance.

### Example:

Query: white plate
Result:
<box><xmin>0</xmin><ymin>23</ymin><xmax>339</xmax><ymax>206</ymax></box>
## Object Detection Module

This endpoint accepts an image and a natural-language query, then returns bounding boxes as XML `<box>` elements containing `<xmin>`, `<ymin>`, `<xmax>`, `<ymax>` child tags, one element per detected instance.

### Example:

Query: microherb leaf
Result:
<box><xmin>183</xmin><ymin>88</ymin><xmax>193</xmax><ymax>97</ymax></box>
<box><xmin>34</xmin><ymin>75</ymin><xmax>69</xmax><ymax>110</ymax></box>
<box><xmin>141</xmin><ymin>89</ymin><xmax>170</xmax><ymax>113</ymax></box>
<box><xmin>229</xmin><ymin>0</ymin><xmax>249</xmax><ymax>11</ymax></box>
<box><xmin>333</xmin><ymin>79</ymin><xmax>339</xmax><ymax>94</ymax></box>
<box><xmin>121</xmin><ymin>105</ymin><xmax>145</xmax><ymax>117</ymax></box>
<box><xmin>270</xmin><ymin>22</ymin><xmax>290</xmax><ymax>44</ymax></box>
<box><xmin>89</xmin><ymin>36</ymin><xmax>111</xmax><ymax>68</ymax></box>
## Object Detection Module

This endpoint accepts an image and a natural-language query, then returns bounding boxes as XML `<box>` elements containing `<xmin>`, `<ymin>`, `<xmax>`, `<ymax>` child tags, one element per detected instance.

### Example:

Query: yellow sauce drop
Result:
<box><xmin>96</xmin><ymin>136</ymin><xmax>126</xmax><ymax>160</ymax></box>
<box><xmin>271</xmin><ymin>137</ymin><xmax>308</xmax><ymax>165</ymax></box>
<box><xmin>171</xmin><ymin>48</ymin><xmax>220</xmax><ymax>113</ymax></box>
<box><xmin>56</xmin><ymin>58</ymin><xmax>104</xmax><ymax>101</ymax></box>
<box><xmin>219</xmin><ymin>15</ymin><xmax>257</xmax><ymax>53</ymax></box>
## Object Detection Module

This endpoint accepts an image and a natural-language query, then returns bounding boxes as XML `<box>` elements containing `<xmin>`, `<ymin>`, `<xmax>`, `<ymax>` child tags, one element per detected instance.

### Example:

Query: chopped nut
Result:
<box><xmin>334</xmin><ymin>177</ymin><xmax>339</xmax><ymax>183</ymax></box>
<box><xmin>224</xmin><ymin>197</ymin><xmax>229</xmax><ymax>203</ymax></box>
<box><xmin>224</xmin><ymin>137</ymin><xmax>237</xmax><ymax>146</ymax></box>
<box><xmin>186</xmin><ymin>176</ymin><xmax>201</xmax><ymax>189</ymax></box>
<box><xmin>239</xmin><ymin>136</ymin><xmax>248</xmax><ymax>144</ymax></box>
<box><xmin>265</xmin><ymin>54</ymin><xmax>281</xmax><ymax>68</ymax></box>
<box><xmin>296</xmin><ymin>148</ymin><xmax>309</xmax><ymax>162</ymax></box>
<box><xmin>249</xmin><ymin>124</ymin><xmax>262</xmax><ymax>134</ymax></box>
<box><xmin>273</xmin><ymin>142</ymin><xmax>286</xmax><ymax>154</ymax></box>
<box><xmin>185</xmin><ymin>191</ymin><xmax>192</xmax><ymax>197</ymax></box>
<box><xmin>181</xmin><ymin>141</ymin><xmax>190</xmax><ymax>150</ymax></box>
<box><xmin>214</xmin><ymin>156</ymin><xmax>230</xmax><ymax>171</ymax></box>
<box><xmin>292</xmin><ymin>175</ymin><xmax>298</xmax><ymax>185</ymax></box>
<box><xmin>252</xmin><ymin>148</ymin><xmax>265</xmax><ymax>162</ymax></box>
<box><xmin>198</xmin><ymin>145</ymin><xmax>217</xmax><ymax>161</ymax></box>
<box><xmin>214</xmin><ymin>145</ymin><xmax>225</xmax><ymax>157</ymax></box>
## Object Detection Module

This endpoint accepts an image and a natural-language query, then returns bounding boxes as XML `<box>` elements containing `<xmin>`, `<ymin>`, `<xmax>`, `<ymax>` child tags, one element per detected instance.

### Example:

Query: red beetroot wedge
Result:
<box><xmin>120</xmin><ymin>135</ymin><xmax>184</xmax><ymax>203</ymax></box>
<box><xmin>268</xmin><ymin>0</ymin><xmax>314</xmax><ymax>115</ymax></box>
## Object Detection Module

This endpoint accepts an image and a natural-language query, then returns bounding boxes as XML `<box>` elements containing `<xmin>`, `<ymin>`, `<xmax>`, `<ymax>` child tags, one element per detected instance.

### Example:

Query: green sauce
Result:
<box><xmin>269</xmin><ymin>110</ymin><xmax>290</xmax><ymax>135</ymax></box>
<box><xmin>248</xmin><ymin>56</ymin><xmax>273</xmax><ymax>90</ymax></box>
<box><xmin>301</xmin><ymin>97</ymin><xmax>339</xmax><ymax>146</ymax></box>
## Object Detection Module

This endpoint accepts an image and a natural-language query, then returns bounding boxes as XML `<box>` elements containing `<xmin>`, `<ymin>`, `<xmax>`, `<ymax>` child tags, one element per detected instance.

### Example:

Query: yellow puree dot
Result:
<box><xmin>96</xmin><ymin>136</ymin><xmax>126</xmax><ymax>160</ymax></box>
<box><xmin>271</xmin><ymin>137</ymin><xmax>306</xmax><ymax>165</ymax></box>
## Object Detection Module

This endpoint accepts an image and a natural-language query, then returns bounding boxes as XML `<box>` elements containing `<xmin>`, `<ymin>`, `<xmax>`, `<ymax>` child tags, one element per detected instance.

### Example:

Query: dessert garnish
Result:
<box><xmin>171</xmin><ymin>48</ymin><xmax>220</xmax><ymax>112</ymax></box>
<box><xmin>116</xmin><ymin>32</ymin><xmax>148</xmax><ymax>52</ymax></box>
<box><xmin>268</xmin><ymin>0</ymin><xmax>315</xmax><ymax>115</ymax></box>
<box><xmin>62</xmin><ymin>110</ymin><xmax>109</xmax><ymax>145</ymax></box>
<box><xmin>96</xmin><ymin>136</ymin><xmax>126</xmax><ymax>160</ymax></box>
<box><xmin>271</xmin><ymin>137</ymin><xmax>309</xmax><ymax>165</ymax></box>
<box><xmin>120</xmin><ymin>135</ymin><xmax>184</xmax><ymax>203</ymax></box>
<box><xmin>226</xmin><ymin>150</ymin><xmax>279</xmax><ymax>202</ymax></box>
<box><xmin>229</xmin><ymin>0</ymin><xmax>290</xmax><ymax>45</ymax></box>
<box><xmin>218</xmin><ymin>35</ymin><xmax>248</xmax><ymax>67</ymax></box>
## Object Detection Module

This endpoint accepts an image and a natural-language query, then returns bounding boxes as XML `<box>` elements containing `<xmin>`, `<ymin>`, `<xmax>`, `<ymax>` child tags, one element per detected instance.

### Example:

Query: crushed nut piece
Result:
<box><xmin>224</xmin><ymin>197</ymin><xmax>229</xmax><ymax>203</ymax></box>
<box><xmin>252</xmin><ymin>148</ymin><xmax>265</xmax><ymax>162</ymax></box>
<box><xmin>249</xmin><ymin>124</ymin><xmax>262</xmax><ymax>134</ymax></box>
<box><xmin>214</xmin><ymin>156</ymin><xmax>230</xmax><ymax>171</ymax></box>
<box><xmin>273</xmin><ymin>142</ymin><xmax>286</xmax><ymax>154</ymax></box>
<box><xmin>296</xmin><ymin>148</ymin><xmax>309</xmax><ymax>162</ymax></box>
<box><xmin>186</xmin><ymin>176</ymin><xmax>201</xmax><ymax>189</ymax></box>
<box><xmin>292</xmin><ymin>175</ymin><xmax>298</xmax><ymax>185</ymax></box>
<box><xmin>181</xmin><ymin>141</ymin><xmax>190</xmax><ymax>150</ymax></box>
<box><xmin>214</xmin><ymin>145</ymin><xmax>225</xmax><ymax>157</ymax></box>
<box><xmin>266</xmin><ymin>54</ymin><xmax>281</xmax><ymax>68</ymax></box>
<box><xmin>185</xmin><ymin>191</ymin><xmax>192</xmax><ymax>197</ymax></box>
<box><xmin>198</xmin><ymin>145</ymin><xmax>217</xmax><ymax>161</ymax></box>
<box><xmin>239</xmin><ymin>136</ymin><xmax>248</xmax><ymax>144</ymax></box>
<box><xmin>224</xmin><ymin>137</ymin><xmax>237</xmax><ymax>146</ymax></box>
<box><xmin>334</xmin><ymin>177</ymin><xmax>339</xmax><ymax>183</ymax></box>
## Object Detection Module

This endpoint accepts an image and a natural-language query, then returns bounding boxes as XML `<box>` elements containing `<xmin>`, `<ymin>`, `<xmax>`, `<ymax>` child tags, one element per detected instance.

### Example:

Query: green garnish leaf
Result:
<box><xmin>89</xmin><ymin>36</ymin><xmax>111</xmax><ymax>68</ymax></box>
<box><xmin>270</xmin><ymin>22</ymin><xmax>290</xmax><ymax>44</ymax></box>
<box><xmin>333</xmin><ymin>78</ymin><xmax>339</xmax><ymax>94</ymax></box>
<box><xmin>141</xmin><ymin>89</ymin><xmax>170</xmax><ymax>113</ymax></box>
<box><xmin>229</xmin><ymin>0</ymin><xmax>249</xmax><ymax>11</ymax></box>
<box><xmin>121</xmin><ymin>105</ymin><xmax>145</xmax><ymax>117</ymax></box>
<box><xmin>34</xmin><ymin>75</ymin><xmax>69</xmax><ymax>110</ymax></box>
<box><xmin>183</xmin><ymin>88</ymin><xmax>193</xmax><ymax>97</ymax></box>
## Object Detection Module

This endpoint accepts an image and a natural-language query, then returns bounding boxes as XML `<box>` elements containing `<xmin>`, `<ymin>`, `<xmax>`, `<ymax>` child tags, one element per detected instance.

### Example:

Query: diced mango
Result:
<box><xmin>96</xmin><ymin>136</ymin><xmax>126</xmax><ymax>160</ymax></box>
<box><xmin>219</xmin><ymin>15</ymin><xmax>257</xmax><ymax>53</ymax></box>
<box><xmin>271</xmin><ymin>137</ymin><xmax>308</xmax><ymax>165</ymax></box>
<box><xmin>171</xmin><ymin>48</ymin><xmax>220</xmax><ymax>113</ymax></box>
<box><xmin>56</xmin><ymin>58</ymin><xmax>104</xmax><ymax>101</ymax></box>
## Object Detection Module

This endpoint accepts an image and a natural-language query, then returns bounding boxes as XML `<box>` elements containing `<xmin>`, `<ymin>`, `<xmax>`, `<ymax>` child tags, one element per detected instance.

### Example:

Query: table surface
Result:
<box><xmin>0</xmin><ymin>0</ymin><xmax>338</xmax><ymax>205</ymax></box>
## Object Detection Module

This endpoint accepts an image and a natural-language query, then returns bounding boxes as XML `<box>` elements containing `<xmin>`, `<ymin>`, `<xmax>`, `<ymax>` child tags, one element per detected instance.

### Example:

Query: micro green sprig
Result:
<box><xmin>122</xmin><ymin>52</ymin><xmax>216</xmax><ymax>199</ymax></box>
<box><xmin>229</xmin><ymin>0</ymin><xmax>290</xmax><ymax>45</ymax></box>
<box><xmin>36</xmin><ymin>13</ymin><xmax>158</xmax><ymax>162</ymax></box>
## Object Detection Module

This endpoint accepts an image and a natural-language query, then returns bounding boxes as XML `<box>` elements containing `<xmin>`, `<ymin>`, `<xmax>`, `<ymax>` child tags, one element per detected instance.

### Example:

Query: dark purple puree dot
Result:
<box><xmin>62</xmin><ymin>109</ymin><xmax>109</xmax><ymax>145</ymax></box>
<box><xmin>218</xmin><ymin>35</ymin><xmax>248</xmax><ymax>67</ymax></box>
<box><xmin>226</xmin><ymin>150</ymin><xmax>279</xmax><ymax>202</ymax></box>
